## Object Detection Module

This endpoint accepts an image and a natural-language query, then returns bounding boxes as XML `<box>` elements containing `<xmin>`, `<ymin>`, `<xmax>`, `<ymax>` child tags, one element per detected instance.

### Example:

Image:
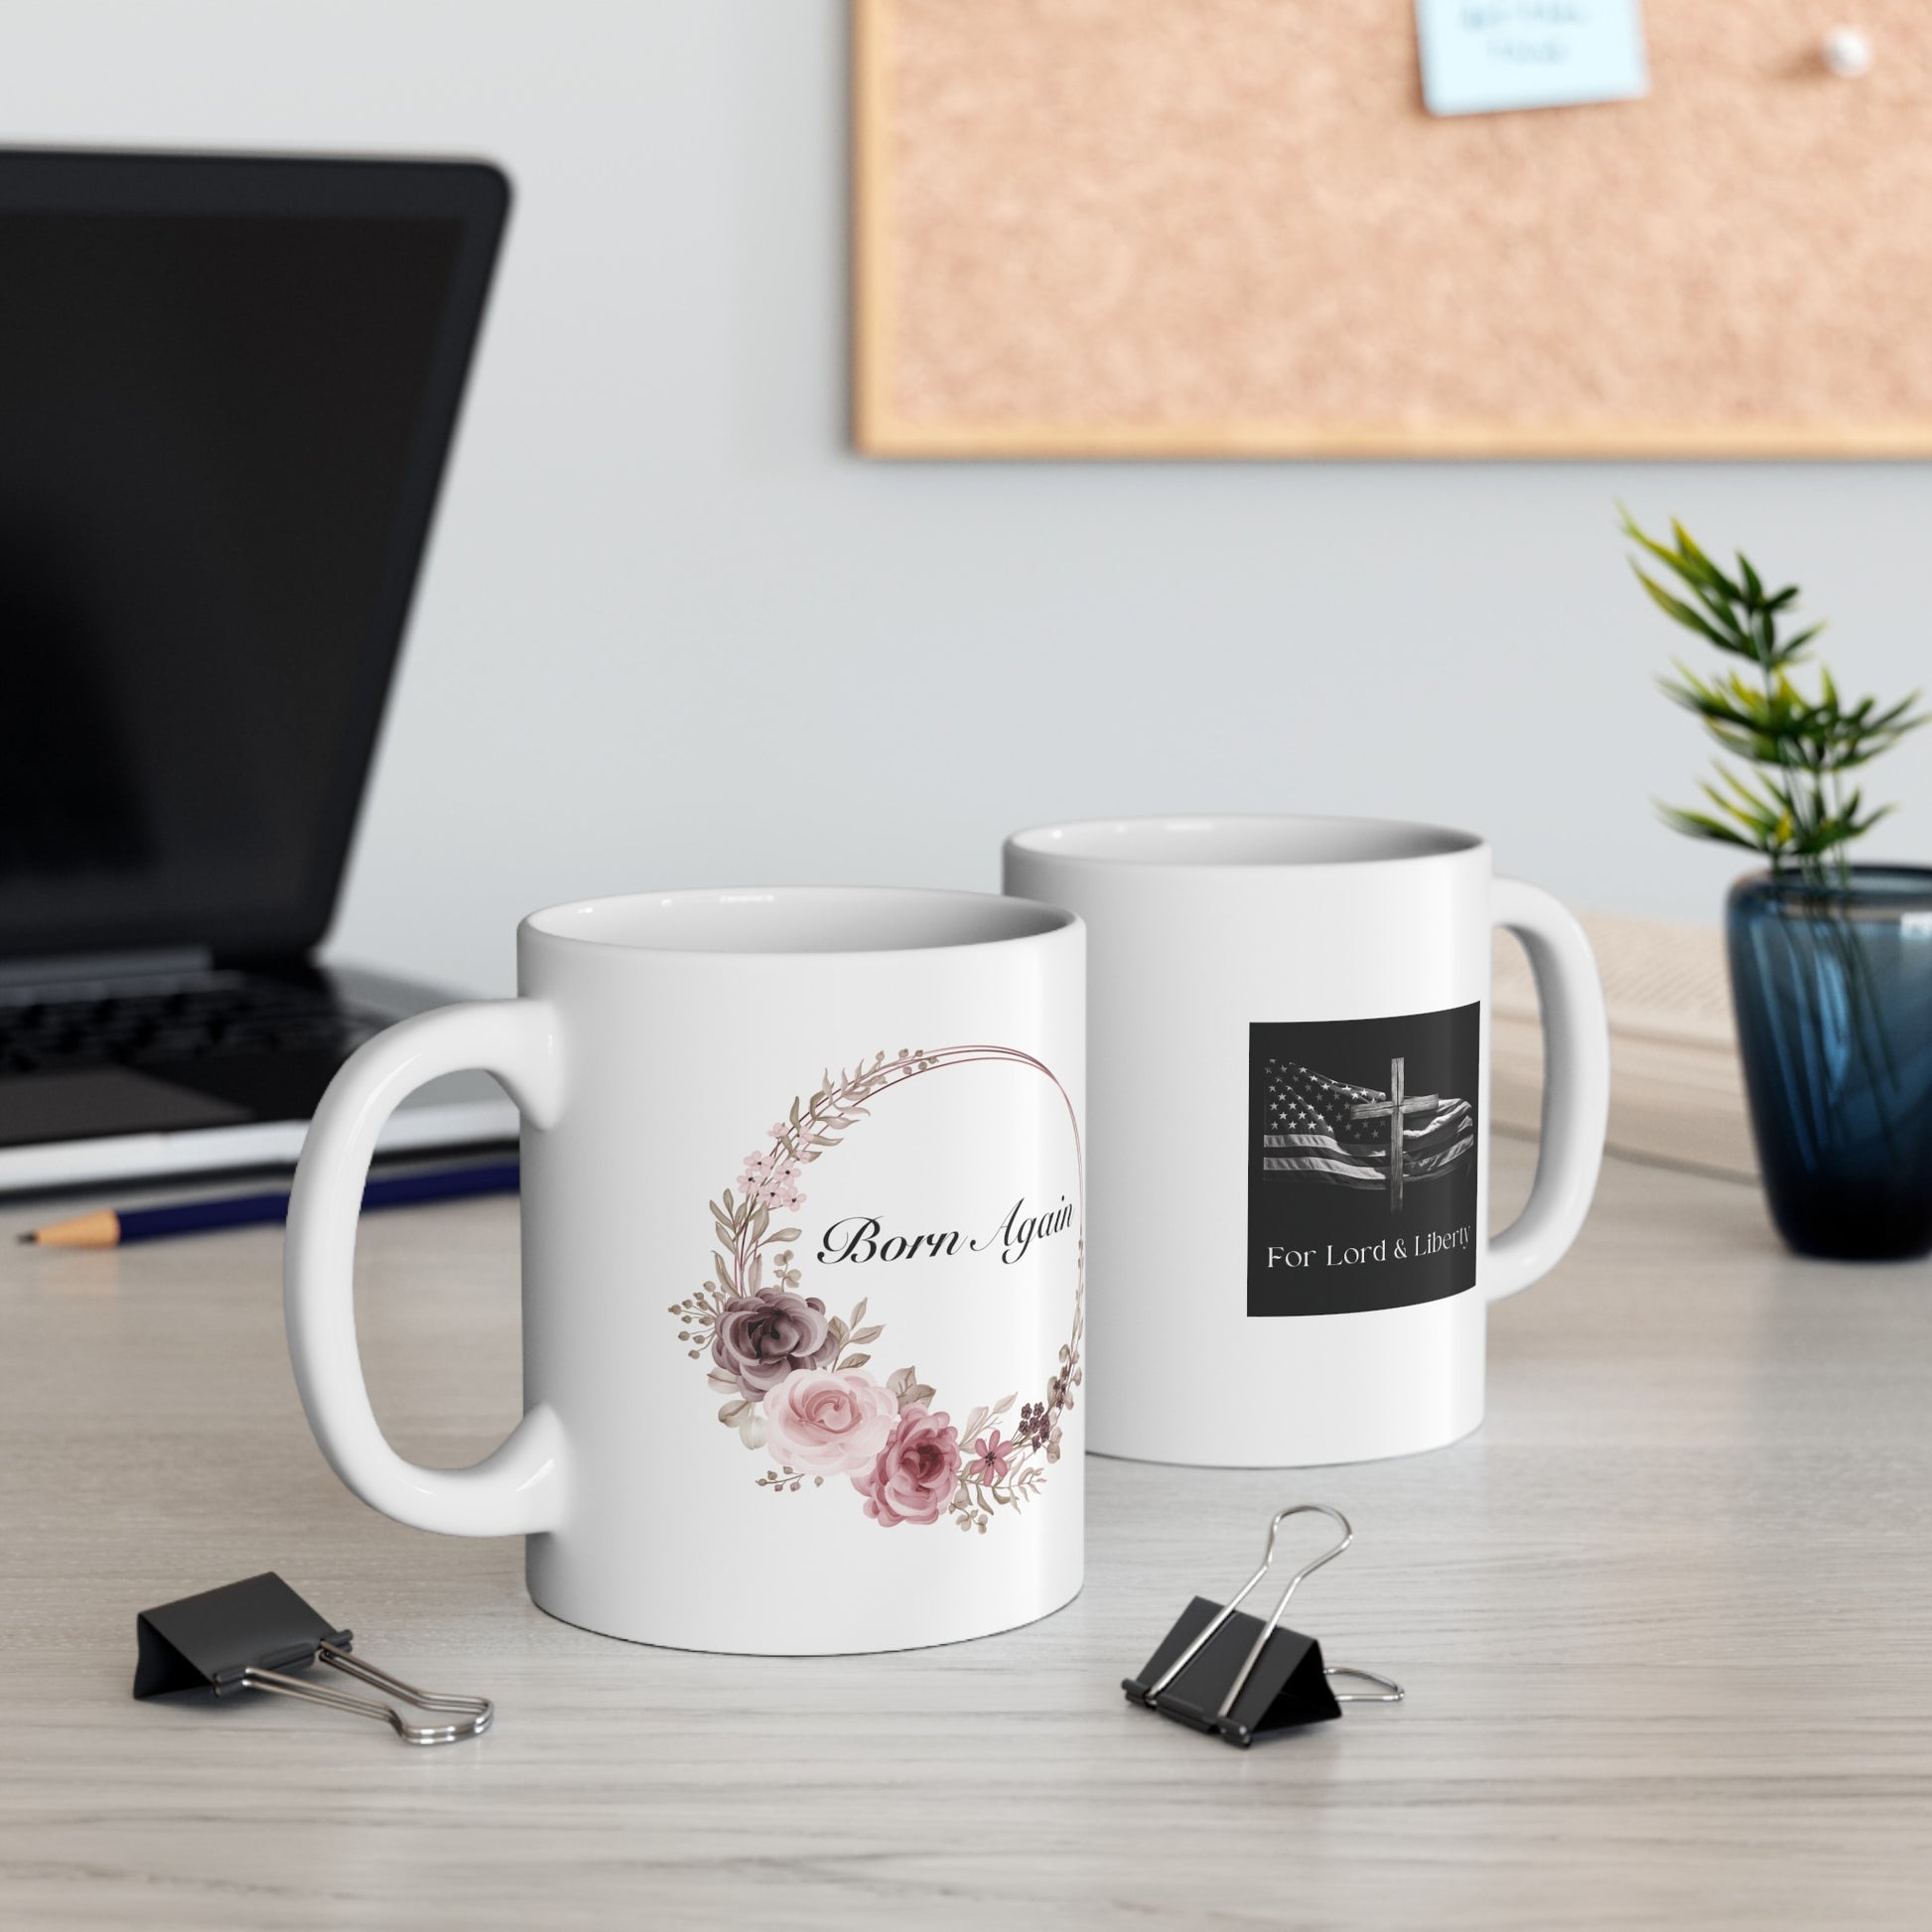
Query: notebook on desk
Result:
<box><xmin>0</xmin><ymin>150</ymin><xmax>518</xmax><ymax>1191</ymax></box>
<box><xmin>1492</xmin><ymin>912</ymin><xmax>1755</xmax><ymax>1181</ymax></box>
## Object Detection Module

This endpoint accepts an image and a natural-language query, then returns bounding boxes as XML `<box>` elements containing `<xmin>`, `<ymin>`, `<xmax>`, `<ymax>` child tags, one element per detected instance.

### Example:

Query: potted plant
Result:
<box><xmin>1624</xmin><ymin>512</ymin><xmax>1932</xmax><ymax>1260</ymax></box>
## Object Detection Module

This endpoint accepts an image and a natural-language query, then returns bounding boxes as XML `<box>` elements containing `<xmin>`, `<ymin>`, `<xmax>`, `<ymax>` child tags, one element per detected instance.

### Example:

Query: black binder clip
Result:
<box><xmin>1123</xmin><ymin>1504</ymin><xmax>1403</xmax><ymax>1746</ymax></box>
<box><xmin>134</xmin><ymin>1572</ymin><xmax>492</xmax><ymax>1745</ymax></box>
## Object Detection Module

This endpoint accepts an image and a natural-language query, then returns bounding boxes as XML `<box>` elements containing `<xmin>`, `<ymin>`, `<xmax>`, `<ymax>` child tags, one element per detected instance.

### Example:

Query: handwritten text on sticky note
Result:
<box><xmin>1416</xmin><ymin>0</ymin><xmax>1649</xmax><ymax>116</ymax></box>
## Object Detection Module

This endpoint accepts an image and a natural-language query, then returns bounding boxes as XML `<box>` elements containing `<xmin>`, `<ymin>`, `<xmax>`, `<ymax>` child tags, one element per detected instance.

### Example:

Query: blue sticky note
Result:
<box><xmin>1416</xmin><ymin>0</ymin><xmax>1648</xmax><ymax>116</ymax></box>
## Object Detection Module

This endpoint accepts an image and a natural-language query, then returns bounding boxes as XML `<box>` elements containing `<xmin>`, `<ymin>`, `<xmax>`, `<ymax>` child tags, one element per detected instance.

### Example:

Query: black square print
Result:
<box><xmin>1248</xmin><ymin>1004</ymin><xmax>1480</xmax><ymax>1316</ymax></box>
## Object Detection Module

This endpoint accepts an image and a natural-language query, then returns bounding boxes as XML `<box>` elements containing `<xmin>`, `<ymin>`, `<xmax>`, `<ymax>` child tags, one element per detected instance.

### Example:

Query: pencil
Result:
<box><xmin>18</xmin><ymin>1160</ymin><xmax>520</xmax><ymax>1248</ymax></box>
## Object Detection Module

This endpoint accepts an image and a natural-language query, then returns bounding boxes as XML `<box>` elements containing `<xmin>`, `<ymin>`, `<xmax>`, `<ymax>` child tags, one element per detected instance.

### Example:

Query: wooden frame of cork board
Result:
<box><xmin>852</xmin><ymin>0</ymin><xmax>1932</xmax><ymax>459</ymax></box>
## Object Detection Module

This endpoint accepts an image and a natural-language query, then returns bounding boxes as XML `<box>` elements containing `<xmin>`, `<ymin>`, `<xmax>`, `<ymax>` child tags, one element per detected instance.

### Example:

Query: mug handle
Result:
<box><xmin>284</xmin><ymin>999</ymin><xmax>570</xmax><ymax>1535</ymax></box>
<box><xmin>1484</xmin><ymin>880</ymin><xmax>1611</xmax><ymax>1303</ymax></box>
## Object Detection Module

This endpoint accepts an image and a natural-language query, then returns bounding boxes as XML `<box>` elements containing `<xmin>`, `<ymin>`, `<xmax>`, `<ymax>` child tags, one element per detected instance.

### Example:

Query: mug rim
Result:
<box><xmin>521</xmin><ymin>884</ymin><xmax>1079</xmax><ymax>959</ymax></box>
<box><xmin>1005</xmin><ymin>812</ymin><xmax>1487</xmax><ymax>871</ymax></box>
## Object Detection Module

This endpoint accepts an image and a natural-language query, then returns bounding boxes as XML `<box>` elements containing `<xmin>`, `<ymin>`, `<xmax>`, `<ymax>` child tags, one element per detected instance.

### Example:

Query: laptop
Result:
<box><xmin>0</xmin><ymin>150</ymin><xmax>518</xmax><ymax>1192</ymax></box>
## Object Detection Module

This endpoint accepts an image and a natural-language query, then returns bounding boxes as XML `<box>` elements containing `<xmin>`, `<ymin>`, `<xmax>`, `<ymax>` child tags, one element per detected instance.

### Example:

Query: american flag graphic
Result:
<box><xmin>1260</xmin><ymin>1058</ymin><xmax>1474</xmax><ymax>1193</ymax></box>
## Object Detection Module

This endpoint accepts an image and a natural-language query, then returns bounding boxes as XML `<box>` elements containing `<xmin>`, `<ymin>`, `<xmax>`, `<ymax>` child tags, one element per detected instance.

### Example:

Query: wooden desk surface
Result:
<box><xmin>3</xmin><ymin>1140</ymin><xmax>1929</xmax><ymax>1930</ymax></box>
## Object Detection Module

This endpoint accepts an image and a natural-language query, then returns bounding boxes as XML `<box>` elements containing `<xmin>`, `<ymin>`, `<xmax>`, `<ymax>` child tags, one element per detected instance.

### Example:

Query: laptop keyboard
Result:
<box><xmin>0</xmin><ymin>975</ymin><xmax>386</xmax><ymax>1077</ymax></box>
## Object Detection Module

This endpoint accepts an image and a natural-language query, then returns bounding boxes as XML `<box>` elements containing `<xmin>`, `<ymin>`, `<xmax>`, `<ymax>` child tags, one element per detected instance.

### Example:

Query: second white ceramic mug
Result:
<box><xmin>1004</xmin><ymin>815</ymin><xmax>1609</xmax><ymax>1467</ymax></box>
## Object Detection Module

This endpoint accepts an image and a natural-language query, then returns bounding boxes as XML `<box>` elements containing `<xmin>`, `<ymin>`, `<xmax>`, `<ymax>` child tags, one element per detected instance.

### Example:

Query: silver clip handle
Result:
<box><xmin>238</xmin><ymin>1641</ymin><xmax>492</xmax><ymax>1745</ymax></box>
<box><xmin>1326</xmin><ymin>1664</ymin><xmax>1405</xmax><ymax>1704</ymax></box>
<box><xmin>1214</xmin><ymin>1503</ymin><xmax>1354</xmax><ymax>1720</ymax></box>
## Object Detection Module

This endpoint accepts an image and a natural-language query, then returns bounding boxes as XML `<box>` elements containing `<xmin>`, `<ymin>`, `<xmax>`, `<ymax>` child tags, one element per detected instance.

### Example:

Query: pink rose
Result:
<box><xmin>854</xmin><ymin>1403</ymin><xmax>962</xmax><ymax>1528</ymax></box>
<box><xmin>762</xmin><ymin>1369</ymin><xmax>897</xmax><ymax>1475</ymax></box>
<box><xmin>710</xmin><ymin>1288</ymin><xmax>836</xmax><ymax>1397</ymax></box>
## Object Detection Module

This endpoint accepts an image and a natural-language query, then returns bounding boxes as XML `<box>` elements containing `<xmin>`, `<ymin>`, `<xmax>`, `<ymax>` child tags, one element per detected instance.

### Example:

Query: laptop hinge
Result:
<box><xmin>0</xmin><ymin>948</ymin><xmax>216</xmax><ymax>992</ymax></box>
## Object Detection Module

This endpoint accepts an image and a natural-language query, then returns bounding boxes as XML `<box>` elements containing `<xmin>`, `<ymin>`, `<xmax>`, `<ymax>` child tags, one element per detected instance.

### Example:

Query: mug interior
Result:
<box><xmin>1007</xmin><ymin>814</ymin><xmax>1482</xmax><ymax>868</ymax></box>
<box><xmin>525</xmin><ymin>886</ymin><xmax>1073</xmax><ymax>956</ymax></box>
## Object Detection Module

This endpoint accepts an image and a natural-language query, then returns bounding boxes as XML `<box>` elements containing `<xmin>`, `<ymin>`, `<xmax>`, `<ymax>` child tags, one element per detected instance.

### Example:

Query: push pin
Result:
<box><xmin>1822</xmin><ymin>28</ymin><xmax>1872</xmax><ymax>77</ymax></box>
<box><xmin>134</xmin><ymin>1572</ymin><xmax>492</xmax><ymax>1745</ymax></box>
<box><xmin>1123</xmin><ymin>1503</ymin><xmax>1403</xmax><ymax>1746</ymax></box>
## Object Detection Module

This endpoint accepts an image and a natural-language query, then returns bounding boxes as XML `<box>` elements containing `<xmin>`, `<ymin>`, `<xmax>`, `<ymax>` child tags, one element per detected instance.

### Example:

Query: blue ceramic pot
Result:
<box><xmin>1727</xmin><ymin>867</ymin><xmax>1932</xmax><ymax>1260</ymax></box>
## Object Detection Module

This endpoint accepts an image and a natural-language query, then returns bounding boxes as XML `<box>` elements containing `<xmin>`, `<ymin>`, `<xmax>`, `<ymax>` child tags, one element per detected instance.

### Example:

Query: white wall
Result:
<box><xmin>16</xmin><ymin>1</ymin><xmax>1932</xmax><ymax>994</ymax></box>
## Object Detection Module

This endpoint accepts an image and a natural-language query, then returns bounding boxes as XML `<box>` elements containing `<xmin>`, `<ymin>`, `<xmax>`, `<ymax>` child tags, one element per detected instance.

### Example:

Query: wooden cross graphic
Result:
<box><xmin>1348</xmin><ymin>1056</ymin><xmax>1439</xmax><ymax>1213</ymax></box>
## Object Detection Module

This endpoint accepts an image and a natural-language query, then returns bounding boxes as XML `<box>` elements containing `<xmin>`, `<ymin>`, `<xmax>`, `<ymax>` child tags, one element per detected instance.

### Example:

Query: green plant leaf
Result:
<box><xmin>1628</xmin><ymin>511</ymin><xmax>1915</xmax><ymax>877</ymax></box>
<box><xmin>1634</xmin><ymin>569</ymin><xmax>1737</xmax><ymax>651</ymax></box>
<box><xmin>1655</xmin><ymin>804</ymin><xmax>1759</xmax><ymax>850</ymax></box>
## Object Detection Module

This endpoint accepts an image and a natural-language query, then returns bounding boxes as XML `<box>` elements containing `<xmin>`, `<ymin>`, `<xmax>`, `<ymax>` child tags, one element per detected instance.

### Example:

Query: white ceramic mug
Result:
<box><xmin>285</xmin><ymin>888</ymin><xmax>1086</xmax><ymax>1654</ymax></box>
<box><xmin>1003</xmin><ymin>816</ymin><xmax>1608</xmax><ymax>1467</ymax></box>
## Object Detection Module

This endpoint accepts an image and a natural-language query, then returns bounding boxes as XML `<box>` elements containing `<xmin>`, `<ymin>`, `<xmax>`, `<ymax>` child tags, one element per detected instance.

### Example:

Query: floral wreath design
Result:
<box><xmin>669</xmin><ymin>1046</ymin><xmax>1084</xmax><ymax>1534</ymax></box>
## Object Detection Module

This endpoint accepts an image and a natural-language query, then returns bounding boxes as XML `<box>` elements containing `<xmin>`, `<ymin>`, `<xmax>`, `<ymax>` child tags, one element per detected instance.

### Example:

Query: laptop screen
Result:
<box><xmin>0</xmin><ymin>154</ymin><xmax>506</xmax><ymax>963</ymax></box>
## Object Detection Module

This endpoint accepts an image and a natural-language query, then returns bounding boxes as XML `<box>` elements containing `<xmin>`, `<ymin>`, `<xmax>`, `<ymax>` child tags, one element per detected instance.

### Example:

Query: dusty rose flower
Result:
<box><xmin>854</xmin><ymin>1404</ymin><xmax>961</xmax><ymax>1527</ymax></box>
<box><xmin>710</xmin><ymin>1287</ymin><xmax>836</xmax><ymax>1397</ymax></box>
<box><xmin>762</xmin><ymin>1368</ymin><xmax>897</xmax><ymax>1475</ymax></box>
<box><xmin>968</xmin><ymin>1431</ymin><xmax>1011</xmax><ymax>1484</ymax></box>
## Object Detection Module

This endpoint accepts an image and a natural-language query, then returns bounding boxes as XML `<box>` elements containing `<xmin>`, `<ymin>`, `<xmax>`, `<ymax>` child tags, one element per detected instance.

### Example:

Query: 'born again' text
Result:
<box><xmin>816</xmin><ymin>1196</ymin><xmax>1073</xmax><ymax>1268</ymax></box>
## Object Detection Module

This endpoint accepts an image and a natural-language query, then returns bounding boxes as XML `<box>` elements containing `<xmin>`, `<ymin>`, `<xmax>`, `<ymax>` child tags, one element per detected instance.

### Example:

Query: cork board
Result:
<box><xmin>853</xmin><ymin>0</ymin><xmax>1932</xmax><ymax>457</ymax></box>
